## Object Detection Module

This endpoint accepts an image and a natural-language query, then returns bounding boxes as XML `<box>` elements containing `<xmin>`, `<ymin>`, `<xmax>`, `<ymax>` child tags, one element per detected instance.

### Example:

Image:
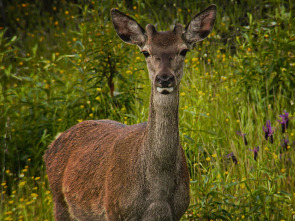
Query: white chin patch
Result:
<box><xmin>156</xmin><ymin>87</ymin><xmax>174</xmax><ymax>94</ymax></box>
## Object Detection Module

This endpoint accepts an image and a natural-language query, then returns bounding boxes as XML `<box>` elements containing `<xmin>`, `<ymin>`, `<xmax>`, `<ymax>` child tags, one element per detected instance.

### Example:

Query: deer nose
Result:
<box><xmin>155</xmin><ymin>74</ymin><xmax>175</xmax><ymax>88</ymax></box>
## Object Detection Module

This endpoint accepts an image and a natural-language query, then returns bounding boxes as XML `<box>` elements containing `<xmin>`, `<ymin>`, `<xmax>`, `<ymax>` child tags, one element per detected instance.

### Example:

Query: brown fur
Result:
<box><xmin>44</xmin><ymin>5</ymin><xmax>216</xmax><ymax>221</ymax></box>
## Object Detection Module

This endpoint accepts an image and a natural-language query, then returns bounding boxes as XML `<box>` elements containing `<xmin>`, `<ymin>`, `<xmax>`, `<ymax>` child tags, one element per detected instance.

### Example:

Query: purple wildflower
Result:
<box><xmin>249</xmin><ymin>146</ymin><xmax>259</xmax><ymax>161</ymax></box>
<box><xmin>226</xmin><ymin>152</ymin><xmax>238</xmax><ymax>165</ymax></box>
<box><xmin>237</xmin><ymin>131</ymin><xmax>248</xmax><ymax>145</ymax></box>
<box><xmin>281</xmin><ymin>136</ymin><xmax>289</xmax><ymax>151</ymax></box>
<box><xmin>278</xmin><ymin>110</ymin><xmax>289</xmax><ymax>133</ymax></box>
<box><xmin>286</xmin><ymin>158</ymin><xmax>292</xmax><ymax>167</ymax></box>
<box><xmin>262</xmin><ymin>120</ymin><xmax>274</xmax><ymax>143</ymax></box>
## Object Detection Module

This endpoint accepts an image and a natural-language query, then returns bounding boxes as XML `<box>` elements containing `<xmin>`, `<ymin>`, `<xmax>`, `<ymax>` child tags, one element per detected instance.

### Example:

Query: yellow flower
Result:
<box><xmin>19</xmin><ymin>181</ymin><xmax>26</xmax><ymax>186</ymax></box>
<box><xmin>19</xmin><ymin>61</ymin><xmax>23</xmax><ymax>66</ymax></box>
<box><xmin>273</xmin><ymin>153</ymin><xmax>278</xmax><ymax>159</ymax></box>
<box><xmin>225</xmin><ymin>171</ymin><xmax>229</xmax><ymax>175</ymax></box>
<box><xmin>54</xmin><ymin>21</ymin><xmax>59</xmax><ymax>26</ymax></box>
<box><xmin>89</xmin><ymin>113</ymin><xmax>94</xmax><ymax>117</ymax></box>
<box><xmin>26</xmin><ymin>200</ymin><xmax>34</xmax><ymax>205</ymax></box>
<box><xmin>212</xmin><ymin>154</ymin><xmax>217</xmax><ymax>158</ymax></box>
<box><xmin>5</xmin><ymin>211</ymin><xmax>13</xmax><ymax>215</ymax></box>
<box><xmin>264</xmin><ymin>147</ymin><xmax>269</xmax><ymax>151</ymax></box>
<box><xmin>77</xmin><ymin>119</ymin><xmax>83</xmax><ymax>123</ymax></box>
<box><xmin>133</xmin><ymin>6</ymin><xmax>137</xmax><ymax>10</ymax></box>
<box><xmin>9</xmin><ymin>200</ymin><xmax>14</xmax><ymax>204</ymax></box>
<box><xmin>80</xmin><ymin>105</ymin><xmax>84</xmax><ymax>109</ymax></box>
<box><xmin>281</xmin><ymin>168</ymin><xmax>285</xmax><ymax>173</ymax></box>
<box><xmin>206</xmin><ymin>157</ymin><xmax>211</xmax><ymax>162</ymax></box>
<box><xmin>35</xmin><ymin>177</ymin><xmax>40</xmax><ymax>181</ymax></box>
<box><xmin>65</xmin><ymin>11</ymin><xmax>69</xmax><ymax>15</ymax></box>
<box><xmin>96</xmin><ymin>88</ymin><xmax>102</xmax><ymax>92</ymax></box>
<box><xmin>31</xmin><ymin>193</ymin><xmax>38</xmax><ymax>198</ymax></box>
<box><xmin>180</xmin><ymin>92</ymin><xmax>185</xmax><ymax>96</ymax></box>
<box><xmin>95</xmin><ymin>96</ymin><xmax>101</xmax><ymax>101</ymax></box>
<box><xmin>72</xmin><ymin>37</ymin><xmax>77</xmax><ymax>42</ymax></box>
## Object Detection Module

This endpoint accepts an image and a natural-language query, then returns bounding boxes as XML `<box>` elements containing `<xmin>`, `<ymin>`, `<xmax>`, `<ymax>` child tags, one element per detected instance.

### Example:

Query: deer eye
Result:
<box><xmin>141</xmin><ymin>51</ymin><xmax>150</xmax><ymax>58</ymax></box>
<box><xmin>180</xmin><ymin>49</ymin><xmax>189</xmax><ymax>57</ymax></box>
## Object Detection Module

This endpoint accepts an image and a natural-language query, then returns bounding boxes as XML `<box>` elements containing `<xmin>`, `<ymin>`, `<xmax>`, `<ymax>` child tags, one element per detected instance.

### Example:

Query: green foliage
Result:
<box><xmin>1</xmin><ymin>0</ymin><xmax>295</xmax><ymax>220</ymax></box>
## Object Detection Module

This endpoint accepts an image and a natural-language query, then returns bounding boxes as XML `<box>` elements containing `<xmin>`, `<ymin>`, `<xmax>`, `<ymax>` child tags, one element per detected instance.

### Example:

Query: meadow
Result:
<box><xmin>0</xmin><ymin>0</ymin><xmax>295</xmax><ymax>220</ymax></box>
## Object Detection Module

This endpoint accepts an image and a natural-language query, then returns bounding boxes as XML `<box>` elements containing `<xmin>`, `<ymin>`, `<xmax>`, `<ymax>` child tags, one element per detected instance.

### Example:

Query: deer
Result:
<box><xmin>44</xmin><ymin>5</ymin><xmax>216</xmax><ymax>221</ymax></box>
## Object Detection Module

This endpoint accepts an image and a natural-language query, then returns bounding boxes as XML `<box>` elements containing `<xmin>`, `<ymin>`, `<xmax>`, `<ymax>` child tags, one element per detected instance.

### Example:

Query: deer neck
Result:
<box><xmin>143</xmin><ymin>86</ymin><xmax>180</xmax><ymax>169</ymax></box>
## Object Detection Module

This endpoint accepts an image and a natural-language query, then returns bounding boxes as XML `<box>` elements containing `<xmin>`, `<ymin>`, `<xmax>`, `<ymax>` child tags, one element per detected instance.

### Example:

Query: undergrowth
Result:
<box><xmin>1</xmin><ymin>0</ymin><xmax>295</xmax><ymax>220</ymax></box>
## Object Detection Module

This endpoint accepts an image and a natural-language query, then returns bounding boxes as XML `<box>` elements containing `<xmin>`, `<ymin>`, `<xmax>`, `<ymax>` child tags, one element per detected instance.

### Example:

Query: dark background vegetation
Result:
<box><xmin>0</xmin><ymin>0</ymin><xmax>294</xmax><ymax>220</ymax></box>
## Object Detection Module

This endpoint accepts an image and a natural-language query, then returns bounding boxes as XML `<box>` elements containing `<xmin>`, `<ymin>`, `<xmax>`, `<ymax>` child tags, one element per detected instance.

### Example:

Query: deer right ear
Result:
<box><xmin>183</xmin><ymin>5</ymin><xmax>217</xmax><ymax>47</ymax></box>
<box><xmin>111</xmin><ymin>9</ymin><xmax>147</xmax><ymax>48</ymax></box>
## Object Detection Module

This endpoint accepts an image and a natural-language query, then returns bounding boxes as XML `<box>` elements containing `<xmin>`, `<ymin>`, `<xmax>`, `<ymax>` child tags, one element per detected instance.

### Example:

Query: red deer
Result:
<box><xmin>44</xmin><ymin>5</ymin><xmax>216</xmax><ymax>220</ymax></box>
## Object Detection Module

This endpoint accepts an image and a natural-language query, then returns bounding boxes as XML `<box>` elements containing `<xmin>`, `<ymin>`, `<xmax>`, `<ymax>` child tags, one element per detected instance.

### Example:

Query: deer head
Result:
<box><xmin>111</xmin><ymin>6</ymin><xmax>216</xmax><ymax>98</ymax></box>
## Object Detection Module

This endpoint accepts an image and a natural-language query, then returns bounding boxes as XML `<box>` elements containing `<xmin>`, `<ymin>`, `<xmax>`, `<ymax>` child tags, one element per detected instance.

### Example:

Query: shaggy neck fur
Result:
<box><xmin>142</xmin><ymin>86</ymin><xmax>180</xmax><ymax>200</ymax></box>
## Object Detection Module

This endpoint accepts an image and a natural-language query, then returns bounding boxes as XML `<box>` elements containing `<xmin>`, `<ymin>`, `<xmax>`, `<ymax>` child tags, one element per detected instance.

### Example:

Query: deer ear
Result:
<box><xmin>111</xmin><ymin>9</ymin><xmax>146</xmax><ymax>48</ymax></box>
<box><xmin>183</xmin><ymin>5</ymin><xmax>217</xmax><ymax>47</ymax></box>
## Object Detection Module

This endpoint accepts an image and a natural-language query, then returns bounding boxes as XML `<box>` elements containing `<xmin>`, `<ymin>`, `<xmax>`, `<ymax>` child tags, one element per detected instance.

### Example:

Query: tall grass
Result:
<box><xmin>1</xmin><ymin>0</ymin><xmax>295</xmax><ymax>220</ymax></box>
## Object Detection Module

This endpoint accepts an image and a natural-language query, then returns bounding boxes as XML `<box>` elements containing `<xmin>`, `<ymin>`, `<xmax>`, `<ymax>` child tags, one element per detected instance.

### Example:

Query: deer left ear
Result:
<box><xmin>111</xmin><ymin>9</ymin><xmax>147</xmax><ymax>48</ymax></box>
<box><xmin>183</xmin><ymin>5</ymin><xmax>217</xmax><ymax>47</ymax></box>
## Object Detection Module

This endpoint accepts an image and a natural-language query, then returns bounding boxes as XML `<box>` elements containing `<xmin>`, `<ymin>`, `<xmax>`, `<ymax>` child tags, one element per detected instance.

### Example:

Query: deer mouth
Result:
<box><xmin>156</xmin><ymin>87</ymin><xmax>174</xmax><ymax>94</ymax></box>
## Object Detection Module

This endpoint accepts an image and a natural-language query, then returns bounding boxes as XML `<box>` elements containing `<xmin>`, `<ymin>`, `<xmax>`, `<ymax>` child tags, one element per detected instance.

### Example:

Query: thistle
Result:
<box><xmin>278</xmin><ymin>110</ymin><xmax>289</xmax><ymax>133</ymax></box>
<box><xmin>226</xmin><ymin>152</ymin><xmax>238</xmax><ymax>165</ymax></box>
<box><xmin>263</xmin><ymin>120</ymin><xmax>274</xmax><ymax>143</ymax></box>
<box><xmin>249</xmin><ymin>146</ymin><xmax>259</xmax><ymax>161</ymax></box>
<box><xmin>281</xmin><ymin>137</ymin><xmax>289</xmax><ymax>151</ymax></box>
<box><xmin>237</xmin><ymin>131</ymin><xmax>248</xmax><ymax>145</ymax></box>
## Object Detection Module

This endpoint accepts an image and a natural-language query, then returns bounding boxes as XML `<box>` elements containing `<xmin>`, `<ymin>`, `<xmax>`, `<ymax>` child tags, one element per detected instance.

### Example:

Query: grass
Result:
<box><xmin>1</xmin><ymin>0</ymin><xmax>295</xmax><ymax>220</ymax></box>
